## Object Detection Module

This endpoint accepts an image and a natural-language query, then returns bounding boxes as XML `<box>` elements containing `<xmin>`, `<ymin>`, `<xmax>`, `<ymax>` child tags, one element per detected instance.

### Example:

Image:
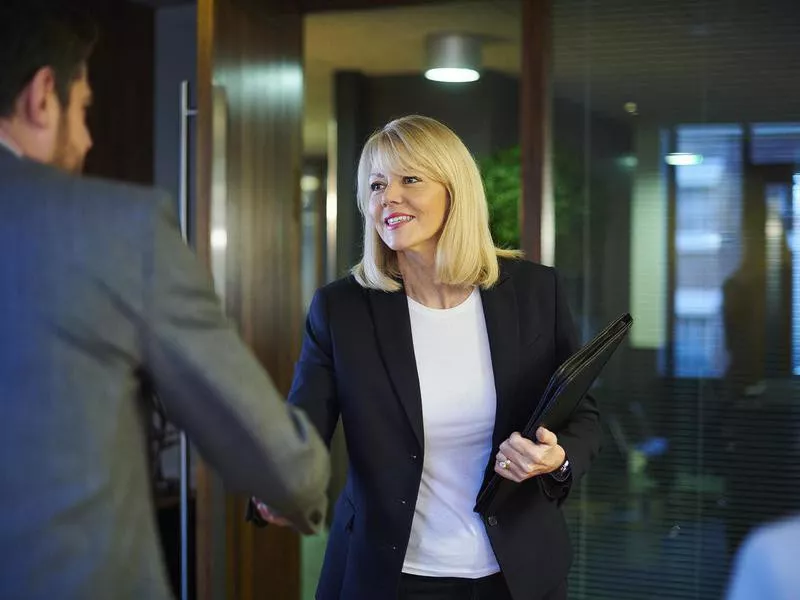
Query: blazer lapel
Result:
<box><xmin>367</xmin><ymin>288</ymin><xmax>425</xmax><ymax>451</ymax></box>
<box><xmin>480</xmin><ymin>269</ymin><xmax>521</xmax><ymax>454</ymax></box>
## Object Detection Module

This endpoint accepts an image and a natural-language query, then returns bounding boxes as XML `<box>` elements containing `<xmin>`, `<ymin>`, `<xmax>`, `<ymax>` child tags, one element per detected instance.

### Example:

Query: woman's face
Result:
<box><xmin>367</xmin><ymin>167</ymin><xmax>449</xmax><ymax>259</ymax></box>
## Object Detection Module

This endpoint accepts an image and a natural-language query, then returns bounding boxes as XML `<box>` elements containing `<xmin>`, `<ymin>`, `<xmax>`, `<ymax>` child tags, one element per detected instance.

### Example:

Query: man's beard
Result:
<box><xmin>51</xmin><ymin>118</ymin><xmax>85</xmax><ymax>174</ymax></box>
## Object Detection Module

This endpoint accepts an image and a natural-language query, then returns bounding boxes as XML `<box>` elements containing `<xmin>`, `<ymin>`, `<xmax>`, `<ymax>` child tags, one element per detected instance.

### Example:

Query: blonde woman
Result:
<box><xmin>253</xmin><ymin>115</ymin><xmax>601</xmax><ymax>600</ymax></box>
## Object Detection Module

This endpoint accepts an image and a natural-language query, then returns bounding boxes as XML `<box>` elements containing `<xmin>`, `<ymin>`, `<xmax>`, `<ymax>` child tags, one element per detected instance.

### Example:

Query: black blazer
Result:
<box><xmin>289</xmin><ymin>258</ymin><xmax>602</xmax><ymax>600</ymax></box>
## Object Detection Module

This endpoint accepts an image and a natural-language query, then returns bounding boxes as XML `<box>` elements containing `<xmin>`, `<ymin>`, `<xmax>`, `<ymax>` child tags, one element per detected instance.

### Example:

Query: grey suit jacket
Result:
<box><xmin>0</xmin><ymin>149</ymin><xmax>329</xmax><ymax>599</ymax></box>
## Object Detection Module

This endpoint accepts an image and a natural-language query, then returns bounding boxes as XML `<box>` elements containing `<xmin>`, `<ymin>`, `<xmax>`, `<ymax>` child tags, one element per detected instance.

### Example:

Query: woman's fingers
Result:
<box><xmin>500</xmin><ymin>437</ymin><xmax>536</xmax><ymax>473</ymax></box>
<box><xmin>497</xmin><ymin>430</ymin><xmax>561</xmax><ymax>480</ymax></box>
<box><xmin>495</xmin><ymin>451</ymin><xmax>531</xmax><ymax>482</ymax></box>
<box><xmin>534</xmin><ymin>427</ymin><xmax>558</xmax><ymax>446</ymax></box>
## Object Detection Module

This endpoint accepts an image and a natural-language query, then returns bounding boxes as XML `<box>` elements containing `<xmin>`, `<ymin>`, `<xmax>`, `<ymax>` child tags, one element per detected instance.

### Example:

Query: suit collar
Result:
<box><xmin>367</xmin><ymin>286</ymin><xmax>425</xmax><ymax>451</ymax></box>
<box><xmin>479</xmin><ymin>272</ymin><xmax>520</xmax><ymax>456</ymax></box>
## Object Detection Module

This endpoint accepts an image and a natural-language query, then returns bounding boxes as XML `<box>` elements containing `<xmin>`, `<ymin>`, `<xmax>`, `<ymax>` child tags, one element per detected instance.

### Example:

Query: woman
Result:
<box><xmin>254</xmin><ymin>115</ymin><xmax>601</xmax><ymax>599</ymax></box>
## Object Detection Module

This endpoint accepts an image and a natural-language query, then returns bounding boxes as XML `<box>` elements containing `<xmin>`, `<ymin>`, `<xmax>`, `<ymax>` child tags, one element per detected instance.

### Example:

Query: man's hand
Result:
<box><xmin>252</xmin><ymin>497</ymin><xmax>292</xmax><ymax>527</ymax></box>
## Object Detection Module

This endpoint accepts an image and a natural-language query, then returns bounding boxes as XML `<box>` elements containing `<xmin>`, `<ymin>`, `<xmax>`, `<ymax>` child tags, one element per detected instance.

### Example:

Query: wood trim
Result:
<box><xmin>520</xmin><ymin>0</ymin><xmax>552</xmax><ymax>263</ymax></box>
<box><xmin>300</xmin><ymin>0</ymin><xmax>445</xmax><ymax>12</ymax></box>
<box><xmin>195</xmin><ymin>0</ymin><xmax>215</xmax><ymax>598</ymax></box>
<box><xmin>195</xmin><ymin>0</ymin><xmax>304</xmax><ymax>598</ymax></box>
<box><xmin>195</xmin><ymin>0</ymin><xmax>214</xmax><ymax>270</ymax></box>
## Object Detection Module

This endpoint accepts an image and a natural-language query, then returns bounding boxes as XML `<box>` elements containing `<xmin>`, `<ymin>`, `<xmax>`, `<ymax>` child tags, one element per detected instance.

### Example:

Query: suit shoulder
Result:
<box><xmin>500</xmin><ymin>257</ymin><xmax>556</xmax><ymax>286</ymax></box>
<box><xmin>79</xmin><ymin>175</ymin><xmax>170</xmax><ymax>213</ymax></box>
<box><xmin>306</xmin><ymin>276</ymin><xmax>368</xmax><ymax>331</ymax></box>
<box><xmin>14</xmin><ymin>159</ymin><xmax>166</xmax><ymax>206</ymax></box>
<box><xmin>2</xmin><ymin>162</ymin><xmax>171</xmax><ymax>230</ymax></box>
<box><xmin>318</xmin><ymin>275</ymin><xmax>364</xmax><ymax>300</ymax></box>
<box><xmin>746</xmin><ymin>515</ymin><xmax>800</xmax><ymax>554</ymax></box>
<box><xmin>315</xmin><ymin>275</ymin><xmax>365</xmax><ymax>305</ymax></box>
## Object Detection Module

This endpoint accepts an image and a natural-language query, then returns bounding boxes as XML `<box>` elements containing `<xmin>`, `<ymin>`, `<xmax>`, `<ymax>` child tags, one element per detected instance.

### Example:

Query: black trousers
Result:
<box><xmin>398</xmin><ymin>573</ymin><xmax>568</xmax><ymax>600</ymax></box>
<box><xmin>398</xmin><ymin>573</ymin><xmax>514</xmax><ymax>600</ymax></box>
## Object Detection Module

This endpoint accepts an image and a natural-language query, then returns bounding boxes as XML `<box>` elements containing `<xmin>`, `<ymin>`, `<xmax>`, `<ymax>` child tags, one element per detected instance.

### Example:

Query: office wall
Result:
<box><xmin>81</xmin><ymin>0</ymin><xmax>155</xmax><ymax>184</ymax></box>
<box><xmin>154</xmin><ymin>4</ymin><xmax>198</xmax><ymax>208</ymax></box>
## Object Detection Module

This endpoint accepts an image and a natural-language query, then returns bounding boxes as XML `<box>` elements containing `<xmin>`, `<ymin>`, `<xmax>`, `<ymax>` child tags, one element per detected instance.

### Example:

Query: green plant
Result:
<box><xmin>479</xmin><ymin>146</ymin><xmax>523</xmax><ymax>248</ymax></box>
<box><xmin>478</xmin><ymin>145</ymin><xmax>588</xmax><ymax>255</ymax></box>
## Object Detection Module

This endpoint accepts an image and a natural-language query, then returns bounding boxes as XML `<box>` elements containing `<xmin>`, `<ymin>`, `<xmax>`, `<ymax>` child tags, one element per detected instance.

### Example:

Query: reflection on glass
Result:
<box><xmin>553</xmin><ymin>1</ymin><xmax>800</xmax><ymax>598</ymax></box>
<box><xmin>210</xmin><ymin>86</ymin><xmax>228</xmax><ymax>304</ymax></box>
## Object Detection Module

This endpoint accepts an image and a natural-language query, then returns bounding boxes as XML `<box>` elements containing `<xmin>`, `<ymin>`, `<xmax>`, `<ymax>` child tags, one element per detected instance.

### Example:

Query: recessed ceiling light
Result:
<box><xmin>425</xmin><ymin>33</ymin><xmax>481</xmax><ymax>83</ymax></box>
<box><xmin>665</xmin><ymin>153</ymin><xmax>704</xmax><ymax>166</ymax></box>
<box><xmin>424</xmin><ymin>67</ymin><xmax>480</xmax><ymax>83</ymax></box>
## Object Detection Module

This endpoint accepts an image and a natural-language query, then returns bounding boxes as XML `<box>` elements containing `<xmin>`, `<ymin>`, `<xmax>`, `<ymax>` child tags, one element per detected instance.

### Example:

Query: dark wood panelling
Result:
<box><xmin>520</xmin><ymin>0</ymin><xmax>551</xmax><ymax>262</ymax></box>
<box><xmin>301</xmin><ymin>0</ymin><xmax>446</xmax><ymax>12</ymax></box>
<box><xmin>196</xmin><ymin>0</ymin><xmax>304</xmax><ymax>598</ymax></box>
<box><xmin>194</xmin><ymin>0</ymin><xmax>215</xmax><ymax>594</ymax></box>
<box><xmin>333</xmin><ymin>71</ymin><xmax>368</xmax><ymax>277</ymax></box>
<box><xmin>80</xmin><ymin>0</ymin><xmax>154</xmax><ymax>184</ymax></box>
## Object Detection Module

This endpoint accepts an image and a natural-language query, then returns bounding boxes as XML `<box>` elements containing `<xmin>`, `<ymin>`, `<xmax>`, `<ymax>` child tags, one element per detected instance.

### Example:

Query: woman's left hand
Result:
<box><xmin>494</xmin><ymin>428</ymin><xmax>566</xmax><ymax>483</ymax></box>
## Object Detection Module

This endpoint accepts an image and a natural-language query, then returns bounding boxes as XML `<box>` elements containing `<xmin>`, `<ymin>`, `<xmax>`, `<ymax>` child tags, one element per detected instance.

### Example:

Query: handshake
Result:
<box><xmin>246</xmin><ymin>497</ymin><xmax>294</xmax><ymax>529</ymax></box>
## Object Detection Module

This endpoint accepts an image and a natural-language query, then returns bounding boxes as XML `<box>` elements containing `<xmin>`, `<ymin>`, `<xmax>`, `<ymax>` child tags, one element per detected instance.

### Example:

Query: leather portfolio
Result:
<box><xmin>474</xmin><ymin>313</ymin><xmax>633</xmax><ymax>515</ymax></box>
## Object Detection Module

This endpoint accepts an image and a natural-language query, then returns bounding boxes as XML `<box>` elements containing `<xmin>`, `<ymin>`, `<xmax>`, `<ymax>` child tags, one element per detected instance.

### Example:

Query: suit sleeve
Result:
<box><xmin>539</xmin><ymin>267</ymin><xmax>602</xmax><ymax>504</ymax></box>
<box><xmin>287</xmin><ymin>288</ymin><xmax>340</xmax><ymax>447</ymax></box>
<box><xmin>247</xmin><ymin>284</ymin><xmax>340</xmax><ymax>528</ymax></box>
<box><xmin>726</xmin><ymin>527</ymin><xmax>785</xmax><ymax>600</ymax></box>
<box><xmin>141</xmin><ymin>197</ymin><xmax>329</xmax><ymax>534</ymax></box>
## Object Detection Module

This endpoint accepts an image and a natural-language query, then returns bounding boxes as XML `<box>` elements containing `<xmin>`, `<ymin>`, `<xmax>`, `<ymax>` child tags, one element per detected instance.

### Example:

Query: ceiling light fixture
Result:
<box><xmin>665</xmin><ymin>152</ymin><xmax>704</xmax><ymax>166</ymax></box>
<box><xmin>424</xmin><ymin>33</ymin><xmax>481</xmax><ymax>83</ymax></box>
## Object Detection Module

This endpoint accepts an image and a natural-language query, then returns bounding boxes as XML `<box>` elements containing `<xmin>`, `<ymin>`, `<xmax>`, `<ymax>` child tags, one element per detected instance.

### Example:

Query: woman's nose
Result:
<box><xmin>381</xmin><ymin>182</ymin><xmax>401</xmax><ymax>206</ymax></box>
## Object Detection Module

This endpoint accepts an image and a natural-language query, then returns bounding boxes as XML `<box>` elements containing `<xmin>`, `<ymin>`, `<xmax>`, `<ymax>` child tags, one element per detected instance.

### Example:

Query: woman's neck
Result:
<box><xmin>398</xmin><ymin>250</ymin><xmax>472</xmax><ymax>309</ymax></box>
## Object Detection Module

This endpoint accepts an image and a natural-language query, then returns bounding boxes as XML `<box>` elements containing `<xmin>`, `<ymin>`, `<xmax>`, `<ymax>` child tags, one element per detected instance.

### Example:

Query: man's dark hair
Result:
<box><xmin>0</xmin><ymin>0</ymin><xmax>98</xmax><ymax>117</ymax></box>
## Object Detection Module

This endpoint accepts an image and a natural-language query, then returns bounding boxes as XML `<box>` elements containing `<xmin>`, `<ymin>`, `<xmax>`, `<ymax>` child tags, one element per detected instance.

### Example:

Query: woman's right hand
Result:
<box><xmin>252</xmin><ymin>497</ymin><xmax>292</xmax><ymax>527</ymax></box>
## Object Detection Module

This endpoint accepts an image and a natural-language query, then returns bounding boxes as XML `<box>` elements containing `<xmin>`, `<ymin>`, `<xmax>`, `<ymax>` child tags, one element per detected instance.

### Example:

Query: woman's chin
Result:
<box><xmin>379</xmin><ymin>234</ymin><xmax>408</xmax><ymax>253</ymax></box>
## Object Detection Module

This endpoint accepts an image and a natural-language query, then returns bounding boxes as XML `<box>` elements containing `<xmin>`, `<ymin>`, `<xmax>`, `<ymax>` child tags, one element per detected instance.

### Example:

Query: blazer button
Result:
<box><xmin>399</xmin><ymin>499</ymin><xmax>408</xmax><ymax>506</ymax></box>
<box><xmin>487</xmin><ymin>515</ymin><xmax>498</xmax><ymax>527</ymax></box>
<box><xmin>410</xmin><ymin>454</ymin><xmax>418</xmax><ymax>461</ymax></box>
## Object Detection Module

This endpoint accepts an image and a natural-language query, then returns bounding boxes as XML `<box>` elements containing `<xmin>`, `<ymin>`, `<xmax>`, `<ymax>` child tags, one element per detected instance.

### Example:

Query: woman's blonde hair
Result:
<box><xmin>351</xmin><ymin>115</ymin><xmax>521</xmax><ymax>292</ymax></box>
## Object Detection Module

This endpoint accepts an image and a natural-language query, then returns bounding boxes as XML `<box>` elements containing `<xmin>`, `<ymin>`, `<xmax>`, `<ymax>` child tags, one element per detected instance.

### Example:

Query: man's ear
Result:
<box><xmin>20</xmin><ymin>67</ymin><xmax>58</xmax><ymax>129</ymax></box>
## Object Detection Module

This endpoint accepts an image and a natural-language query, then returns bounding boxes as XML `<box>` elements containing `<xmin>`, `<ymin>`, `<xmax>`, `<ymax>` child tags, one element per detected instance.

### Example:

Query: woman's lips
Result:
<box><xmin>384</xmin><ymin>214</ymin><xmax>415</xmax><ymax>230</ymax></box>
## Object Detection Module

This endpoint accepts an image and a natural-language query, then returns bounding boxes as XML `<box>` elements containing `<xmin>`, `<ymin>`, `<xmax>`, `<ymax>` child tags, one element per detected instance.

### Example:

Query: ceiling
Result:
<box><xmin>304</xmin><ymin>0</ymin><xmax>522</xmax><ymax>154</ymax></box>
<box><xmin>304</xmin><ymin>0</ymin><xmax>800</xmax><ymax>155</ymax></box>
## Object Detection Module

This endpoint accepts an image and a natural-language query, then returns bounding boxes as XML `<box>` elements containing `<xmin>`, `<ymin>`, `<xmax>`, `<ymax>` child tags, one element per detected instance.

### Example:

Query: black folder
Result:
<box><xmin>474</xmin><ymin>313</ymin><xmax>633</xmax><ymax>516</ymax></box>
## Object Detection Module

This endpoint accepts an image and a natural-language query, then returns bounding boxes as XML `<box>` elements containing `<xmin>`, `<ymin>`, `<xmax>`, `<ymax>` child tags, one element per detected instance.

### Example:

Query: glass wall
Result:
<box><xmin>552</xmin><ymin>0</ymin><xmax>800</xmax><ymax>597</ymax></box>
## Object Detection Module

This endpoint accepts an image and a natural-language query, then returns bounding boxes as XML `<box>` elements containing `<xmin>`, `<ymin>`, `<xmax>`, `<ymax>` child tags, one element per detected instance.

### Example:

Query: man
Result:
<box><xmin>727</xmin><ymin>515</ymin><xmax>800</xmax><ymax>600</ymax></box>
<box><xmin>0</xmin><ymin>2</ymin><xmax>329</xmax><ymax>599</ymax></box>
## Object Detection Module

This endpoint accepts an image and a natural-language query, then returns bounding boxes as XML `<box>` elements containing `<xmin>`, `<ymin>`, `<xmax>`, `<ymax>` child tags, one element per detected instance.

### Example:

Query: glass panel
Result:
<box><xmin>552</xmin><ymin>0</ymin><xmax>800</xmax><ymax>598</ymax></box>
<box><xmin>673</xmin><ymin>125</ymin><xmax>742</xmax><ymax>378</ymax></box>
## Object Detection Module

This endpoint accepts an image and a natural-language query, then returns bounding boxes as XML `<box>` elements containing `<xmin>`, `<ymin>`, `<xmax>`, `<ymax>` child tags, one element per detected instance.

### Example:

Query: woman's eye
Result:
<box><xmin>403</xmin><ymin>176</ymin><xmax>420</xmax><ymax>184</ymax></box>
<box><xmin>370</xmin><ymin>182</ymin><xmax>385</xmax><ymax>192</ymax></box>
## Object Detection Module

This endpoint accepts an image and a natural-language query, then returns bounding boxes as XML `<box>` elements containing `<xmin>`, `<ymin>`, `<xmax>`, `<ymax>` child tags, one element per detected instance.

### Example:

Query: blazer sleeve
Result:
<box><xmin>539</xmin><ymin>267</ymin><xmax>602</xmax><ymax>504</ymax></box>
<box><xmin>287</xmin><ymin>288</ymin><xmax>341</xmax><ymax>447</ymax></box>
<box><xmin>141</xmin><ymin>196</ymin><xmax>329</xmax><ymax>534</ymax></box>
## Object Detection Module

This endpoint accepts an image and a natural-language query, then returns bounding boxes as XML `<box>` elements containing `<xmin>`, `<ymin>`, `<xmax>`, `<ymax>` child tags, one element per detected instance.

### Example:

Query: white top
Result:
<box><xmin>401</xmin><ymin>287</ymin><xmax>500</xmax><ymax>578</ymax></box>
